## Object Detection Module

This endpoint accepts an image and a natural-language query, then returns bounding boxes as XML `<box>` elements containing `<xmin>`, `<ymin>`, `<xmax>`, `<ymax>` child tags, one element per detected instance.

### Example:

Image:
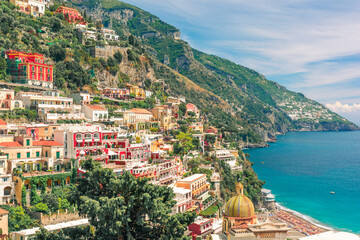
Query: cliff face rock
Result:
<box><xmin>108</xmin><ymin>9</ymin><xmax>134</xmax><ymax>24</ymax></box>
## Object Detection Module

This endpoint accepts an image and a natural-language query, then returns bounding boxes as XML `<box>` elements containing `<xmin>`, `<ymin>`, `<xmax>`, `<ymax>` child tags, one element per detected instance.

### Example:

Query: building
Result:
<box><xmin>0</xmin><ymin>89</ymin><xmax>23</xmax><ymax>111</ymax></box>
<box><xmin>123</xmin><ymin>108</ymin><xmax>154</xmax><ymax>132</ymax></box>
<box><xmin>81</xmin><ymin>105</ymin><xmax>109</xmax><ymax>122</ymax></box>
<box><xmin>151</xmin><ymin>106</ymin><xmax>175</xmax><ymax>131</ymax></box>
<box><xmin>101</xmin><ymin>28</ymin><xmax>119</xmax><ymax>41</ymax></box>
<box><xmin>10</xmin><ymin>0</ymin><xmax>45</xmax><ymax>17</ymax></box>
<box><xmin>188</xmin><ymin>216</ymin><xmax>214</xmax><ymax>240</ymax></box>
<box><xmin>18</xmin><ymin>92</ymin><xmax>82</xmax><ymax>122</ymax></box>
<box><xmin>190</xmin><ymin>122</ymin><xmax>204</xmax><ymax>133</ymax></box>
<box><xmin>176</xmin><ymin>174</ymin><xmax>210</xmax><ymax>201</ymax></box>
<box><xmin>208</xmin><ymin>183</ymin><xmax>289</xmax><ymax>240</ymax></box>
<box><xmin>186</xmin><ymin>103</ymin><xmax>200</xmax><ymax>117</ymax></box>
<box><xmin>11</xmin><ymin>218</ymin><xmax>89</xmax><ymax>240</ymax></box>
<box><xmin>4</xmin><ymin>50</ymin><xmax>53</xmax><ymax>88</ymax></box>
<box><xmin>72</xmin><ymin>92</ymin><xmax>92</xmax><ymax>105</ymax></box>
<box><xmin>128</xmin><ymin>85</ymin><xmax>145</xmax><ymax>99</ymax></box>
<box><xmin>172</xmin><ymin>187</ymin><xmax>192</xmax><ymax>214</ymax></box>
<box><xmin>102</xmin><ymin>88</ymin><xmax>129</xmax><ymax>99</ymax></box>
<box><xmin>54</xmin><ymin>6</ymin><xmax>85</xmax><ymax>25</ymax></box>
<box><xmin>0</xmin><ymin>136</ymin><xmax>65</xmax><ymax>174</ymax></box>
<box><xmin>0</xmin><ymin>208</ymin><xmax>9</xmax><ymax>237</ymax></box>
<box><xmin>0</xmin><ymin>155</ymin><xmax>14</xmax><ymax>204</ymax></box>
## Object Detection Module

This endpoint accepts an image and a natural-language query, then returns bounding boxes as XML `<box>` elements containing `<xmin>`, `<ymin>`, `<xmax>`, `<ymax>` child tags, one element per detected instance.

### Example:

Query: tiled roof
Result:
<box><xmin>33</xmin><ymin>141</ymin><xmax>63</xmax><ymax>146</ymax></box>
<box><xmin>0</xmin><ymin>208</ymin><xmax>9</xmax><ymax>215</ymax></box>
<box><xmin>0</xmin><ymin>119</ymin><xmax>6</xmax><ymax>125</ymax></box>
<box><xmin>186</xmin><ymin>103</ymin><xmax>197</xmax><ymax>111</ymax></box>
<box><xmin>0</xmin><ymin>142</ymin><xmax>22</xmax><ymax>147</ymax></box>
<box><xmin>85</xmin><ymin>105</ymin><xmax>107</xmax><ymax>111</ymax></box>
<box><xmin>130</xmin><ymin>108</ymin><xmax>152</xmax><ymax>114</ymax></box>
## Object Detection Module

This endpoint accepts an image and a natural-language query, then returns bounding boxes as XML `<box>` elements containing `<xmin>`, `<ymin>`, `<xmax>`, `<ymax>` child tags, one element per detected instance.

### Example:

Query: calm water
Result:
<box><xmin>244</xmin><ymin>131</ymin><xmax>360</xmax><ymax>233</ymax></box>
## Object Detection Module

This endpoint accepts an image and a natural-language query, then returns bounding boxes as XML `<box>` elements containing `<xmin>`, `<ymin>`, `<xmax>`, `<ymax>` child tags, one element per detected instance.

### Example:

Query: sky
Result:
<box><xmin>124</xmin><ymin>0</ymin><xmax>360</xmax><ymax>125</ymax></box>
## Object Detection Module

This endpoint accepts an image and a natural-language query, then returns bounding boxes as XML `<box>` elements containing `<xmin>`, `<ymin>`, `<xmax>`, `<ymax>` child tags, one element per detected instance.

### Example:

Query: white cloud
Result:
<box><xmin>326</xmin><ymin>102</ymin><xmax>360</xmax><ymax>113</ymax></box>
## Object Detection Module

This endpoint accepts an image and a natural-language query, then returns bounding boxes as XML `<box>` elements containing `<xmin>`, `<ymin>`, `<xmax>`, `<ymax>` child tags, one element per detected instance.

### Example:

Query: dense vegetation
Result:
<box><xmin>33</xmin><ymin>159</ymin><xmax>196</xmax><ymax>239</ymax></box>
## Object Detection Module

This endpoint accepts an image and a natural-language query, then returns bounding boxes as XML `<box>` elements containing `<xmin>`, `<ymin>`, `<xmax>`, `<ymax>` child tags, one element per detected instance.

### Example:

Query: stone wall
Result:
<box><xmin>30</xmin><ymin>209</ymin><xmax>85</xmax><ymax>226</ymax></box>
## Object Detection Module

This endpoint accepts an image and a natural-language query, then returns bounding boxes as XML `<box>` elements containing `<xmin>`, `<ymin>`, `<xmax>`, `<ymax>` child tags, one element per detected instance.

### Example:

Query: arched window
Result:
<box><xmin>94</xmin><ymin>133</ymin><xmax>100</xmax><ymax>139</ymax></box>
<box><xmin>85</xmin><ymin>133</ymin><xmax>91</xmax><ymax>140</ymax></box>
<box><xmin>76</xmin><ymin>133</ymin><xmax>82</xmax><ymax>140</ymax></box>
<box><xmin>14</xmin><ymin>101</ymin><xmax>19</xmax><ymax>108</ymax></box>
<box><xmin>4</xmin><ymin>187</ymin><xmax>11</xmax><ymax>196</ymax></box>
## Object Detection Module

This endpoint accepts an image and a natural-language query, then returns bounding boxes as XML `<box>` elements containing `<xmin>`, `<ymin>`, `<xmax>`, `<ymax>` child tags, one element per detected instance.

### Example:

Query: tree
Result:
<box><xmin>179</xmin><ymin>103</ymin><xmax>187</xmax><ymax>117</ymax></box>
<box><xmin>42</xmin><ymin>193</ymin><xmax>59</xmax><ymax>212</ymax></box>
<box><xmin>32</xmin><ymin>226</ymin><xmax>95</xmax><ymax>240</ymax></box>
<box><xmin>144</xmin><ymin>78</ymin><xmax>151</xmax><ymax>89</ymax></box>
<box><xmin>31</xmin><ymin>203</ymin><xmax>49</xmax><ymax>213</ymax></box>
<box><xmin>113</xmin><ymin>51</ymin><xmax>122</xmax><ymax>63</ymax></box>
<box><xmin>176</xmin><ymin>132</ymin><xmax>194</xmax><ymax>155</ymax></box>
<box><xmin>49</xmin><ymin>44</ymin><xmax>66</xmax><ymax>62</ymax></box>
<box><xmin>67</xmin><ymin>159</ymin><xmax>195</xmax><ymax>239</ymax></box>
<box><xmin>0</xmin><ymin>205</ymin><xmax>38</xmax><ymax>232</ymax></box>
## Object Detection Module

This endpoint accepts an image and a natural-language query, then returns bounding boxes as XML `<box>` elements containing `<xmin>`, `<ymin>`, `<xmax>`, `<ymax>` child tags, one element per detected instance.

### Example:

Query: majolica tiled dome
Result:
<box><xmin>224</xmin><ymin>183</ymin><xmax>255</xmax><ymax>218</ymax></box>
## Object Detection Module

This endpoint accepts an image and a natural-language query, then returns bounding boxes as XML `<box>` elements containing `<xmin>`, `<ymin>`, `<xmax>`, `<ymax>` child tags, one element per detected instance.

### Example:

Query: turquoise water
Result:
<box><xmin>244</xmin><ymin>131</ymin><xmax>360</xmax><ymax>233</ymax></box>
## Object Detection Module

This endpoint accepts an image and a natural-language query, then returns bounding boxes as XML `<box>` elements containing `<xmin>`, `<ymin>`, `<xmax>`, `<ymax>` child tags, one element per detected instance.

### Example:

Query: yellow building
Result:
<box><xmin>151</xmin><ymin>106</ymin><xmax>175</xmax><ymax>131</ymax></box>
<box><xmin>0</xmin><ymin>136</ymin><xmax>65</xmax><ymax>173</ymax></box>
<box><xmin>128</xmin><ymin>84</ymin><xmax>146</xmax><ymax>99</ymax></box>
<box><xmin>176</xmin><ymin>174</ymin><xmax>210</xmax><ymax>200</ymax></box>
<box><xmin>0</xmin><ymin>207</ymin><xmax>9</xmax><ymax>237</ymax></box>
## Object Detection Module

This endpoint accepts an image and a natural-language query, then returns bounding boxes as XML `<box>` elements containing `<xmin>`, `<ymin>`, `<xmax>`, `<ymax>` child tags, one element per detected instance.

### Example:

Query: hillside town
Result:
<box><xmin>0</xmin><ymin>0</ymin><xmax>358</xmax><ymax>240</ymax></box>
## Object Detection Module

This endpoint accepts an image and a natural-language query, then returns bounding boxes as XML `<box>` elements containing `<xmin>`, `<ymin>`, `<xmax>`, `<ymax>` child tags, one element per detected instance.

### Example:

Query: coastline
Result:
<box><xmin>274</xmin><ymin>202</ymin><xmax>333</xmax><ymax>231</ymax></box>
<box><xmin>245</xmin><ymin>131</ymin><xmax>360</xmax><ymax>235</ymax></box>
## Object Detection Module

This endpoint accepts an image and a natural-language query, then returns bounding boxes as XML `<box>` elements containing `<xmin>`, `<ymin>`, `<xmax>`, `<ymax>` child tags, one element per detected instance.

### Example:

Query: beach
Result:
<box><xmin>258</xmin><ymin>208</ymin><xmax>330</xmax><ymax>239</ymax></box>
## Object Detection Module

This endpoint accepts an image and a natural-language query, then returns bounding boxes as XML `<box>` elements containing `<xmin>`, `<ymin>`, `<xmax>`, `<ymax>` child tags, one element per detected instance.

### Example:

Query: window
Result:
<box><xmin>94</xmin><ymin>133</ymin><xmax>99</xmax><ymax>139</ymax></box>
<box><xmin>36</xmin><ymin>151</ymin><xmax>40</xmax><ymax>157</ymax></box>
<box><xmin>26</xmin><ymin>139</ymin><xmax>30</xmax><ymax>146</ymax></box>
<box><xmin>85</xmin><ymin>133</ymin><xmax>91</xmax><ymax>140</ymax></box>
<box><xmin>76</xmin><ymin>133</ymin><xmax>82</xmax><ymax>140</ymax></box>
<box><xmin>5</xmin><ymin>154</ymin><xmax>8</xmax><ymax>159</ymax></box>
<box><xmin>0</xmin><ymin>161</ymin><xmax>3</xmax><ymax>168</ymax></box>
<box><xmin>56</xmin><ymin>151</ymin><xmax>60</xmax><ymax>159</ymax></box>
<box><xmin>45</xmin><ymin>128</ymin><xmax>48</xmax><ymax>132</ymax></box>
<box><xmin>17</xmin><ymin>153</ymin><xmax>21</xmax><ymax>159</ymax></box>
<box><xmin>3</xmin><ymin>177</ymin><xmax>8</xmax><ymax>182</ymax></box>
<box><xmin>45</xmin><ymin>151</ymin><xmax>48</xmax><ymax>157</ymax></box>
<box><xmin>27</xmin><ymin>152</ymin><xmax>30</xmax><ymax>158</ymax></box>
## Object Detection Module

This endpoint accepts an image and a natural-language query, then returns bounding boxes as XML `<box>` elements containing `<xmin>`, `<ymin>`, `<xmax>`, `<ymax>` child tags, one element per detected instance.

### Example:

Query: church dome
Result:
<box><xmin>224</xmin><ymin>183</ymin><xmax>255</xmax><ymax>218</ymax></box>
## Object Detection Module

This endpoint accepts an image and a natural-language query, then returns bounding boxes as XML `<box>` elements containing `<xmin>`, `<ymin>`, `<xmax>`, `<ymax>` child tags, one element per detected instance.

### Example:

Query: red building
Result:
<box><xmin>5</xmin><ymin>50</ymin><xmax>53</xmax><ymax>88</ymax></box>
<box><xmin>102</xmin><ymin>88</ymin><xmax>130</xmax><ymax>99</ymax></box>
<box><xmin>188</xmin><ymin>217</ymin><xmax>214</xmax><ymax>240</ymax></box>
<box><xmin>55</xmin><ymin>6</ymin><xmax>86</xmax><ymax>25</ymax></box>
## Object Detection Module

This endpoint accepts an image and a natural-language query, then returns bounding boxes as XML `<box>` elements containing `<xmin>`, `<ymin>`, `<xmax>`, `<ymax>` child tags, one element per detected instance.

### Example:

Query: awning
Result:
<box><xmin>107</xmin><ymin>150</ymin><xmax>117</xmax><ymax>156</ymax></box>
<box><xmin>79</xmin><ymin>150</ymin><xmax>85</xmax><ymax>155</ymax></box>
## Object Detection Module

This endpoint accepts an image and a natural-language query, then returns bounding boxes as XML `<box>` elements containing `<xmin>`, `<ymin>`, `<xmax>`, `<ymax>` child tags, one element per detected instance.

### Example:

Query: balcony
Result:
<box><xmin>46</xmin><ymin>112</ymin><xmax>84</xmax><ymax>121</ymax></box>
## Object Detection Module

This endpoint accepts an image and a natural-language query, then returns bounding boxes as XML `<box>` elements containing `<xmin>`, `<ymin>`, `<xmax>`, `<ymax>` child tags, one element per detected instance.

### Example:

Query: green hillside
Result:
<box><xmin>0</xmin><ymin>0</ymin><xmax>357</xmax><ymax>147</ymax></box>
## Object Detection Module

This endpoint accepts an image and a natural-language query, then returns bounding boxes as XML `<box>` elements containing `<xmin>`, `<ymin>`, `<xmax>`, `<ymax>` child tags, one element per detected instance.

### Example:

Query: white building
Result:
<box><xmin>18</xmin><ymin>91</ymin><xmax>82</xmax><ymax>122</ymax></box>
<box><xmin>172</xmin><ymin>187</ymin><xmax>192</xmax><ymax>214</ymax></box>
<box><xmin>102</xmin><ymin>28</ymin><xmax>119</xmax><ymax>41</ymax></box>
<box><xmin>81</xmin><ymin>105</ymin><xmax>109</xmax><ymax>122</ymax></box>
<box><xmin>11</xmin><ymin>218</ymin><xmax>89</xmax><ymax>240</ymax></box>
<box><xmin>27</xmin><ymin>0</ymin><xmax>46</xmax><ymax>16</ymax></box>
<box><xmin>0</xmin><ymin>156</ymin><xmax>14</xmax><ymax>204</ymax></box>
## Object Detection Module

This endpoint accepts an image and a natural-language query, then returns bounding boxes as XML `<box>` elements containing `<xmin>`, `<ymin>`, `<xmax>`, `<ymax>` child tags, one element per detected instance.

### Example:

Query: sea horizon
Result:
<box><xmin>244</xmin><ymin>131</ymin><xmax>360</xmax><ymax>234</ymax></box>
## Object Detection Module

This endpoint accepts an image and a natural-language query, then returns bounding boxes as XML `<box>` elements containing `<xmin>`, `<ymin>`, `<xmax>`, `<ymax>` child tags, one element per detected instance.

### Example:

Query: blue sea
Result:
<box><xmin>244</xmin><ymin>131</ymin><xmax>360</xmax><ymax>233</ymax></box>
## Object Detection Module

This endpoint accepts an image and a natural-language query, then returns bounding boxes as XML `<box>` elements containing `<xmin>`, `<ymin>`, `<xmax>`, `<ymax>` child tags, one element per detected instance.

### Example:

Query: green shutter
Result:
<box><xmin>56</xmin><ymin>151</ymin><xmax>60</xmax><ymax>159</ymax></box>
<box><xmin>36</xmin><ymin>151</ymin><xmax>40</xmax><ymax>157</ymax></box>
<box><xmin>26</xmin><ymin>139</ymin><xmax>30</xmax><ymax>146</ymax></box>
<box><xmin>17</xmin><ymin>153</ymin><xmax>21</xmax><ymax>159</ymax></box>
<box><xmin>27</xmin><ymin>152</ymin><xmax>30</xmax><ymax>158</ymax></box>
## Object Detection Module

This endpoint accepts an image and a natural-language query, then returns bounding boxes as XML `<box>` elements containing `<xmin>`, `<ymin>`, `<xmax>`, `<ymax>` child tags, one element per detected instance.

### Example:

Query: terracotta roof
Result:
<box><xmin>0</xmin><ymin>208</ymin><xmax>9</xmax><ymax>215</ymax></box>
<box><xmin>186</xmin><ymin>103</ymin><xmax>197</xmax><ymax>111</ymax></box>
<box><xmin>85</xmin><ymin>105</ymin><xmax>107</xmax><ymax>111</ymax></box>
<box><xmin>130</xmin><ymin>108</ymin><xmax>152</xmax><ymax>114</ymax></box>
<box><xmin>33</xmin><ymin>141</ymin><xmax>63</xmax><ymax>146</ymax></box>
<box><xmin>0</xmin><ymin>119</ymin><xmax>6</xmax><ymax>125</ymax></box>
<box><xmin>0</xmin><ymin>142</ymin><xmax>22</xmax><ymax>147</ymax></box>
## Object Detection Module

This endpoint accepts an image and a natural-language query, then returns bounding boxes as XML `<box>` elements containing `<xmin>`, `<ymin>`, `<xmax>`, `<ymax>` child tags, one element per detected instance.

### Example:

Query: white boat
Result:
<box><xmin>330</xmin><ymin>191</ymin><xmax>335</xmax><ymax>194</ymax></box>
